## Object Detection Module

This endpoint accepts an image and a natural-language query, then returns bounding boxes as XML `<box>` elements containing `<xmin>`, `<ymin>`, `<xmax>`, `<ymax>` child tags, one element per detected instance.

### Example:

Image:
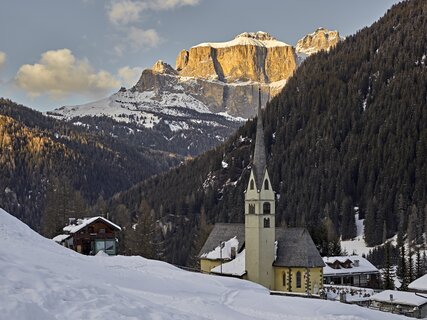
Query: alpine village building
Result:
<box><xmin>53</xmin><ymin>217</ymin><xmax>121</xmax><ymax>255</ymax></box>
<box><xmin>199</xmin><ymin>89</ymin><xmax>325</xmax><ymax>294</ymax></box>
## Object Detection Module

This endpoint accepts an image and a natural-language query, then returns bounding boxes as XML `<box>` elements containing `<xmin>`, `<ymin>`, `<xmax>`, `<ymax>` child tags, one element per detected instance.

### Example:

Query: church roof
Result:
<box><xmin>199</xmin><ymin>224</ymin><xmax>324</xmax><ymax>268</ymax></box>
<box><xmin>252</xmin><ymin>88</ymin><xmax>267</xmax><ymax>190</ymax></box>
<box><xmin>274</xmin><ymin>228</ymin><xmax>325</xmax><ymax>268</ymax></box>
<box><xmin>198</xmin><ymin>223</ymin><xmax>245</xmax><ymax>259</ymax></box>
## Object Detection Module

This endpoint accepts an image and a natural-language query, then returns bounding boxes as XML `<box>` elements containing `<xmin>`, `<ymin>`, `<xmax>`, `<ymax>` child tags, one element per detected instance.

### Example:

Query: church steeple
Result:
<box><xmin>245</xmin><ymin>87</ymin><xmax>275</xmax><ymax>289</ymax></box>
<box><xmin>252</xmin><ymin>87</ymin><xmax>267</xmax><ymax>190</ymax></box>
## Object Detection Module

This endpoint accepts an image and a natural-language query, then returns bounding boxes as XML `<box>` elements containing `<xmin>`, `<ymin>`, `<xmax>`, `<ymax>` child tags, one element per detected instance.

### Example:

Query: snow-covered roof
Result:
<box><xmin>323</xmin><ymin>255</ymin><xmax>379</xmax><ymax>276</ymax></box>
<box><xmin>211</xmin><ymin>249</ymin><xmax>246</xmax><ymax>277</ymax></box>
<box><xmin>409</xmin><ymin>274</ymin><xmax>427</xmax><ymax>292</ymax></box>
<box><xmin>200</xmin><ymin>236</ymin><xmax>238</xmax><ymax>260</ymax></box>
<box><xmin>52</xmin><ymin>234</ymin><xmax>71</xmax><ymax>243</ymax></box>
<box><xmin>63</xmin><ymin>217</ymin><xmax>121</xmax><ymax>234</ymax></box>
<box><xmin>194</xmin><ymin>31</ymin><xmax>291</xmax><ymax>49</ymax></box>
<box><xmin>370</xmin><ymin>290</ymin><xmax>427</xmax><ymax>307</ymax></box>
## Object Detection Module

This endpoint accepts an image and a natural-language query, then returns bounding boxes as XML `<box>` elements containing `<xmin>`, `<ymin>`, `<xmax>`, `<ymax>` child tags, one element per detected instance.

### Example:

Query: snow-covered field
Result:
<box><xmin>0</xmin><ymin>209</ymin><xmax>405</xmax><ymax>320</ymax></box>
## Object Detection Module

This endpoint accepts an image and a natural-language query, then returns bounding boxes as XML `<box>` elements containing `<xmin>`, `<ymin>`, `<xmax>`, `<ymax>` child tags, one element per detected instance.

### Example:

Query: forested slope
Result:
<box><xmin>109</xmin><ymin>0</ymin><xmax>427</xmax><ymax>266</ymax></box>
<box><xmin>0</xmin><ymin>99</ymin><xmax>179</xmax><ymax>233</ymax></box>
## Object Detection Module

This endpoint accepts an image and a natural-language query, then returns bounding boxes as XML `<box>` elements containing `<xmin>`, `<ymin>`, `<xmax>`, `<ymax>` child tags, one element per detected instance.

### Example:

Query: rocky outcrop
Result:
<box><xmin>296</xmin><ymin>27</ymin><xmax>341</xmax><ymax>56</ymax></box>
<box><xmin>177</xmin><ymin>32</ymin><xmax>296</xmax><ymax>83</ymax></box>
<box><xmin>130</xmin><ymin>30</ymin><xmax>342</xmax><ymax>119</ymax></box>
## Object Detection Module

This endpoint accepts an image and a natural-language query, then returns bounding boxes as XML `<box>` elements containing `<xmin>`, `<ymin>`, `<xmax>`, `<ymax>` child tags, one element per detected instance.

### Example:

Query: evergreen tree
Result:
<box><xmin>396</xmin><ymin>234</ymin><xmax>407</xmax><ymax>290</ymax></box>
<box><xmin>382</xmin><ymin>241</ymin><xmax>395</xmax><ymax>289</ymax></box>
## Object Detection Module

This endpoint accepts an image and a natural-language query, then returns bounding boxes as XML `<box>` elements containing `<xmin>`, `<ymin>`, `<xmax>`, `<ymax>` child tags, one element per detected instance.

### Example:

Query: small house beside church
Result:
<box><xmin>199</xmin><ymin>89</ymin><xmax>324</xmax><ymax>294</ymax></box>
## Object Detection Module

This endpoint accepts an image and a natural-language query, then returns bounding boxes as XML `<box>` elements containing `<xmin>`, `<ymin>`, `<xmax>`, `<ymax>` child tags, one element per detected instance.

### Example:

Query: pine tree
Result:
<box><xmin>415</xmin><ymin>246</ymin><xmax>424</xmax><ymax>279</ymax></box>
<box><xmin>396</xmin><ymin>233</ymin><xmax>407</xmax><ymax>290</ymax></box>
<box><xmin>382</xmin><ymin>241</ymin><xmax>395</xmax><ymax>289</ymax></box>
<box><xmin>407</xmin><ymin>249</ymin><xmax>415</xmax><ymax>284</ymax></box>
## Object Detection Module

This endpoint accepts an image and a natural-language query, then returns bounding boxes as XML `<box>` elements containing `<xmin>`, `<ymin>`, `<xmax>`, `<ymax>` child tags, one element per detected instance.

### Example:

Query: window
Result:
<box><xmin>250</xmin><ymin>179</ymin><xmax>255</xmax><ymax>190</ymax></box>
<box><xmin>94</xmin><ymin>239</ymin><xmax>116</xmax><ymax>255</ymax></box>
<box><xmin>263</xmin><ymin>202</ymin><xmax>271</xmax><ymax>214</ymax></box>
<box><xmin>264</xmin><ymin>179</ymin><xmax>269</xmax><ymax>190</ymax></box>
<box><xmin>296</xmin><ymin>271</ymin><xmax>301</xmax><ymax>288</ymax></box>
<box><xmin>249</xmin><ymin>204</ymin><xmax>255</xmax><ymax>214</ymax></box>
<box><xmin>264</xmin><ymin>218</ymin><xmax>270</xmax><ymax>228</ymax></box>
<box><xmin>282</xmin><ymin>272</ymin><xmax>286</xmax><ymax>286</ymax></box>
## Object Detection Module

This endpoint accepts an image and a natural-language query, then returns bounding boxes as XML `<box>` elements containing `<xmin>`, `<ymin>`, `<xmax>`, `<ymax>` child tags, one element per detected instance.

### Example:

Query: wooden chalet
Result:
<box><xmin>53</xmin><ymin>217</ymin><xmax>121</xmax><ymax>255</ymax></box>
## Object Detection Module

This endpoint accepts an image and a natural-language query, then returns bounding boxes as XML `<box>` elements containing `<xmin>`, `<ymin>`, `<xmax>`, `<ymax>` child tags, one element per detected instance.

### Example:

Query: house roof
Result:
<box><xmin>198</xmin><ymin>223</ymin><xmax>245</xmax><ymax>259</ymax></box>
<box><xmin>370</xmin><ymin>290</ymin><xmax>427</xmax><ymax>307</ymax></box>
<box><xmin>52</xmin><ymin>234</ymin><xmax>71</xmax><ymax>243</ymax></box>
<box><xmin>409</xmin><ymin>274</ymin><xmax>427</xmax><ymax>292</ymax></box>
<box><xmin>211</xmin><ymin>249</ymin><xmax>246</xmax><ymax>277</ymax></box>
<box><xmin>274</xmin><ymin>228</ymin><xmax>325</xmax><ymax>268</ymax></box>
<box><xmin>63</xmin><ymin>216</ymin><xmax>121</xmax><ymax>234</ymax></box>
<box><xmin>199</xmin><ymin>224</ymin><xmax>324</xmax><ymax>268</ymax></box>
<box><xmin>323</xmin><ymin>255</ymin><xmax>379</xmax><ymax>276</ymax></box>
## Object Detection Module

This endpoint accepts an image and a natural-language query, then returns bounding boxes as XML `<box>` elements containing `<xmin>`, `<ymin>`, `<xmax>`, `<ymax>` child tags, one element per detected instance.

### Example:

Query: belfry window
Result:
<box><xmin>282</xmin><ymin>272</ymin><xmax>286</xmax><ymax>286</ymax></box>
<box><xmin>264</xmin><ymin>179</ymin><xmax>269</xmax><ymax>190</ymax></box>
<box><xmin>250</xmin><ymin>180</ymin><xmax>255</xmax><ymax>190</ymax></box>
<box><xmin>296</xmin><ymin>271</ymin><xmax>302</xmax><ymax>288</ymax></box>
<box><xmin>263</xmin><ymin>202</ymin><xmax>271</xmax><ymax>214</ymax></box>
<box><xmin>263</xmin><ymin>218</ymin><xmax>270</xmax><ymax>228</ymax></box>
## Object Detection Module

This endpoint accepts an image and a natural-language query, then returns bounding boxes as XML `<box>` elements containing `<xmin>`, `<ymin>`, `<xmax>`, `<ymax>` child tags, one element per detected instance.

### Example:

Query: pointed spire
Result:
<box><xmin>252</xmin><ymin>87</ymin><xmax>267</xmax><ymax>190</ymax></box>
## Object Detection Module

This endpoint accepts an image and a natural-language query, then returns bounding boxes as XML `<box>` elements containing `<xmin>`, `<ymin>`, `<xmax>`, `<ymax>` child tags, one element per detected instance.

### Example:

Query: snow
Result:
<box><xmin>409</xmin><ymin>274</ymin><xmax>427</xmax><ymax>292</ymax></box>
<box><xmin>370</xmin><ymin>290</ymin><xmax>427</xmax><ymax>307</ymax></box>
<box><xmin>52</xmin><ymin>234</ymin><xmax>71</xmax><ymax>243</ymax></box>
<box><xmin>194</xmin><ymin>31</ymin><xmax>291</xmax><ymax>49</ymax></box>
<box><xmin>201</xmin><ymin>236</ymin><xmax>239</xmax><ymax>260</ymax></box>
<box><xmin>63</xmin><ymin>216</ymin><xmax>121</xmax><ymax>234</ymax></box>
<box><xmin>341</xmin><ymin>213</ymin><xmax>373</xmax><ymax>256</ymax></box>
<box><xmin>323</xmin><ymin>256</ymin><xmax>378</xmax><ymax>276</ymax></box>
<box><xmin>324</xmin><ymin>285</ymin><xmax>374</xmax><ymax>302</ymax></box>
<box><xmin>221</xmin><ymin>160</ymin><xmax>229</xmax><ymax>169</ymax></box>
<box><xmin>211</xmin><ymin>249</ymin><xmax>246</xmax><ymax>277</ymax></box>
<box><xmin>0</xmin><ymin>208</ymin><xmax>406</xmax><ymax>319</ymax></box>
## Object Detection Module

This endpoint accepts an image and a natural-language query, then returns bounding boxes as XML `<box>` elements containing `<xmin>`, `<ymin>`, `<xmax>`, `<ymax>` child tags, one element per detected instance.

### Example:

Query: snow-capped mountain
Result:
<box><xmin>48</xmin><ymin>30</ymin><xmax>340</xmax><ymax>156</ymax></box>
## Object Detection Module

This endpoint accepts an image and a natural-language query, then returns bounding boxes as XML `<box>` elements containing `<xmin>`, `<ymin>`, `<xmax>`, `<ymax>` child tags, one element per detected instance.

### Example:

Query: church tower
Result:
<box><xmin>244</xmin><ymin>88</ymin><xmax>275</xmax><ymax>289</ymax></box>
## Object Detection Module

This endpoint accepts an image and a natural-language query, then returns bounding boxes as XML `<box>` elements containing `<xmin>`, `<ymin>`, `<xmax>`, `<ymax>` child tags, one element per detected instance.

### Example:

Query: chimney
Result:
<box><xmin>390</xmin><ymin>294</ymin><xmax>393</xmax><ymax>302</ymax></box>
<box><xmin>68</xmin><ymin>218</ymin><xmax>76</xmax><ymax>225</ymax></box>
<box><xmin>353</xmin><ymin>259</ymin><xmax>359</xmax><ymax>267</ymax></box>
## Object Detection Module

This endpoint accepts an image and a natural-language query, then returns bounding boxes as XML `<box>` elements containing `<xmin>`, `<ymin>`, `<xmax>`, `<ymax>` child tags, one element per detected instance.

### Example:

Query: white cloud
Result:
<box><xmin>118</xmin><ymin>66</ymin><xmax>143</xmax><ymax>87</ymax></box>
<box><xmin>0</xmin><ymin>51</ymin><xmax>6</xmax><ymax>68</ymax></box>
<box><xmin>108</xmin><ymin>1</ymin><xmax>146</xmax><ymax>25</ymax></box>
<box><xmin>107</xmin><ymin>0</ymin><xmax>200</xmax><ymax>25</ymax></box>
<box><xmin>16</xmin><ymin>49</ymin><xmax>120</xmax><ymax>98</ymax></box>
<box><xmin>128</xmin><ymin>27</ymin><xmax>161</xmax><ymax>48</ymax></box>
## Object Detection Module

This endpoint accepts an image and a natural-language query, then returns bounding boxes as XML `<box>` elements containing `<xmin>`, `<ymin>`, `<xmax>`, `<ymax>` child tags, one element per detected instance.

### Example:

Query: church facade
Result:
<box><xmin>199</xmin><ymin>89</ymin><xmax>324</xmax><ymax>294</ymax></box>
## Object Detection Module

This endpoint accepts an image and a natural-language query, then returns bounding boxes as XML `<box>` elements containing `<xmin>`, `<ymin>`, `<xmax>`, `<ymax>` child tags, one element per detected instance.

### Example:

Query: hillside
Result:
<box><xmin>110</xmin><ymin>0</ymin><xmax>427</xmax><ymax>265</ymax></box>
<box><xmin>0</xmin><ymin>208</ymin><xmax>403</xmax><ymax>320</ymax></box>
<box><xmin>0</xmin><ymin>99</ymin><xmax>179</xmax><ymax>233</ymax></box>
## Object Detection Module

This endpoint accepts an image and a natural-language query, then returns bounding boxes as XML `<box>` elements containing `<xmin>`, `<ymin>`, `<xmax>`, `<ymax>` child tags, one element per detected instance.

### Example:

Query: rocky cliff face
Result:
<box><xmin>177</xmin><ymin>31</ymin><xmax>296</xmax><ymax>83</ymax></box>
<box><xmin>296</xmin><ymin>27</ymin><xmax>341</xmax><ymax>56</ymax></box>
<box><xmin>50</xmin><ymin>30</ymin><xmax>340</xmax><ymax>156</ymax></box>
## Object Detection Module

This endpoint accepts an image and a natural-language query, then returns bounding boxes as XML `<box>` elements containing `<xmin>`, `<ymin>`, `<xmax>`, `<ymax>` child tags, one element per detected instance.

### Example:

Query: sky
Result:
<box><xmin>0</xmin><ymin>0</ymin><xmax>401</xmax><ymax>112</ymax></box>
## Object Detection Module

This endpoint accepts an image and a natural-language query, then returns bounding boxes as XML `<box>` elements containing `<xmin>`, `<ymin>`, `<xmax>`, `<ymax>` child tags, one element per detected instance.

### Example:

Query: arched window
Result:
<box><xmin>249</xmin><ymin>204</ymin><xmax>255</xmax><ymax>214</ymax></box>
<box><xmin>263</xmin><ymin>202</ymin><xmax>271</xmax><ymax>214</ymax></box>
<box><xmin>263</xmin><ymin>218</ymin><xmax>270</xmax><ymax>228</ymax></box>
<box><xmin>296</xmin><ymin>271</ymin><xmax>302</xmax><ymax>288</ymax></box>
<box><xmin>250</xmin><ymin>180</ymin><xmax>255</xmax><ymax>190</ymax></box>
<box><xmin>282</xmin><ymin>272</ymin><xmax>286</xmax><ymax>286</ymax></box>
<box><xmin>264</xmin><ymin>179</ymin><xmax>269</xmax><ymax>190</ymax></box>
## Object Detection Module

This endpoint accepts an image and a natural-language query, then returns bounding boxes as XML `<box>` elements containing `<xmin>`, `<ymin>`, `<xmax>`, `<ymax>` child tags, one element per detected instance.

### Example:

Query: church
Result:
<box><xmin>199</xmin><ymin>90</ymin><xmax>324</xmax><ymax>294</ymax></box>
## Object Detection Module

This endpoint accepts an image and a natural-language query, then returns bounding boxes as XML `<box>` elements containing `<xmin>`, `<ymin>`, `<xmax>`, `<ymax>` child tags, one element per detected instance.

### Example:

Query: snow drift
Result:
<box><xmin>0</xmin><ymin>208</ymin><xmax>403</xmax><ymax>319</ymax></box>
